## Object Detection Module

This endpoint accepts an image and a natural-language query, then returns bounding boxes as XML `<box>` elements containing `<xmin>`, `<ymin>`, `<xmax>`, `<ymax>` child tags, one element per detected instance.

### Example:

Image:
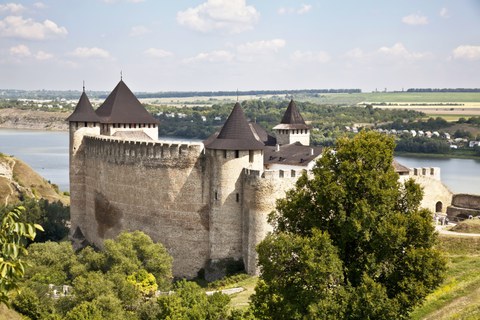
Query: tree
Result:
<box><xmin>253</xmin><ymin>131</ymin><xmax>446</xmax><ymax>319</ymax></box>
<box><xmin>0</xmin><ymin>206</ymin><xmax>43</xmax><ymax>304</ymax></box>
<box><xmin>103</xmin><ymin>231</ymin><xmax>173</xmax><ymax>290</ymax></box>
<box><xmin>251</xmin><ymin>230</ymin><xmax>346</xmax><ymax>319</ymax></box>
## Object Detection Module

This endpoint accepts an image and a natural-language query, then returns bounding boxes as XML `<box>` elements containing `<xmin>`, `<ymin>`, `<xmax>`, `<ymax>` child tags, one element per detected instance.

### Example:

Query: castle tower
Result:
<box><xmin>204</xmin><ymin>102</ymin><xmax>264</xmax><ymax>277</ymax></box>
<box><xmin>95</xmin><ymin>80</ymin><xmax>159</xmax><ymax>140</ymax></box>
<box><xmin>273</xmin><ymin>99</ymin><xmax>310</xmax><ymax>145</ymax></box>
<box><xmin>66</xmin><ymin>88</ymin><xmax>100</xmax><ymax>244</ymax></box>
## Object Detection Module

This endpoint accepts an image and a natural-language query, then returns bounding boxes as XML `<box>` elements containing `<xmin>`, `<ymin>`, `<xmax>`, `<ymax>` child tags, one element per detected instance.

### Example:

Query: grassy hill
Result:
<box><xmin>0</xmin><ymin>153</ymin><xmax>69</xmax><ymax>206</ymax></box>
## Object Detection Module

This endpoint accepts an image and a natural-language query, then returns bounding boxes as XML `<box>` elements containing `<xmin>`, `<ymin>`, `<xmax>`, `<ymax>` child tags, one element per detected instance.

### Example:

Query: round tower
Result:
<box><xmin>203</xmin><ymin>102</ymin><xmax>264</xmax><ymax>279</ymax></box>
<box><xmin>273</xmin><ymin>99</ymin><xmax>310</xmax><ymax>145</ymax></box>
<box><xmin>66</xmin><ymin>87</ymin><xmax>100</xmax><ymax>247</ymax></box>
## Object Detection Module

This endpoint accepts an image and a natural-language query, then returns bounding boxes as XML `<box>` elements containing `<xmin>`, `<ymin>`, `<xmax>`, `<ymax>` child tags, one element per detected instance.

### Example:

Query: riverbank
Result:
<box><xmin>395</xmin><ymin>151</ymin><xmax>480</xmax><ymax>161</ymax></box>
<box><xmin>0</xmin><ymin>108</ymin><xmax>68</xmax><ymax>131</ymax></box>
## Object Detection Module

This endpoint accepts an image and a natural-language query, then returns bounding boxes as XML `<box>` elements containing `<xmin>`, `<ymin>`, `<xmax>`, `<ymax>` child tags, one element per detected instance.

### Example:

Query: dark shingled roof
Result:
<box><xmin>204</xmin><ymin>102</ymin><xmax>265</xmax><ymax>150</ymax></box>
<box><xmin>264</xmin><ymin>142</ymin><xmax>322</xmax><ymax>167</ymax></box>
<box><xmin>66</xmin><ymin>91</ymin><xmax>100</xmax><ymax>122</ymax></box>
<box><xmin>393</xmin><ymin>160</ymin><xmax>410</xmax><ymax>174</ymax></box>
<box><xmin>95</xmin><ymin>80</ymin><xmax>158</xmax><ymax>124</ymax></box>
<box><xmin>273</xmin><ymin>99</ymin><xmax>310</xmax><ymax>130</ymax></box>
<box><xmin>250</xmin><ymin>122</ymin><xmax>277</xmax><ymax>146</ymax></box>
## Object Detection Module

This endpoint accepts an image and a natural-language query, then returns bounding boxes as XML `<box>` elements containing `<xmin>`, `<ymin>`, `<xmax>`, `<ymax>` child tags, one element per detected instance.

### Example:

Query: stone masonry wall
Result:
<box><xmin>206</xmin><ymin>149</ymin><xmax>263</xmax><ymax>266</ymax></box>
<box><xmin>242</xmin><ymin>168</ymin><xmax>304</xmax><ymax>274</ymax></box>
<box><xmin>399</xmin><ymin>167</ymin><xmax>452</xmax><ymax>213</ymax></box>
<box><xmin>447</xmin><ymin>194</ymin><xmax>480</xmax><ymax>219</ymax></box>
<box><xmin>80</xmin><ymin>135</ymin><xmax>210</xmax><ymax>278</ymax></box>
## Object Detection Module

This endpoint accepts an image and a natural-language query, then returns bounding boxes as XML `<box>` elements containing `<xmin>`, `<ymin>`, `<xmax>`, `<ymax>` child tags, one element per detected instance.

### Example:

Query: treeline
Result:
<box><xmin>395</xmin><ymin>137</ymin><xmax>451</xmax><ymax>154</ymax></box>
<box><xmin>130</xmin><ymin>88</ymin><xmax>362</xmax><ymax>99</ymax></box>
<box><xmin>407</xmin><ymin>88</ymin><xmax>480</xmax><ymax>92</ymax></box>
<box><xmin>382</xmin><ymin>117</ymin><xmax>451</xmax><ymax>131</ymax></box>
<box><xmin>155</xmin><ymin>101</ymin><xmax>424</xmax><ymax>143</ymax></box>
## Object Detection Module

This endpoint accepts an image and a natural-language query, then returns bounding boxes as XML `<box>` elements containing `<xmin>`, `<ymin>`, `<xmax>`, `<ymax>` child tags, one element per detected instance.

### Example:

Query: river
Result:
<box><xmin>0</xmin><ymin>128</ymin><xmax>479</xmax><ymax>194</ymax></box>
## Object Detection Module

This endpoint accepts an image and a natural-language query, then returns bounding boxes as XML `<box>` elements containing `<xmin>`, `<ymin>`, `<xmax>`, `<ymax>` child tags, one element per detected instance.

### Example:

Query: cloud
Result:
<box><xmin>402</xmin><ymin>13</ymin><xmax>428</xmax><ymax>25</ymax></box>
<box><xmin>291</xmin><ymin>50</ymin><xmax>330</xmax><ymax>63</ymax></box>
<box><xmin>453</xmin><ymin>45</ymin><xmax>480</xmax><ymax>60</ymax></box>
<box><xmin>439</xmin><ymin>7</ymin><xmax>449</xmax><ymax>18</ymax></box>
<box><xmin>0</xmin><ymin>16</ymin><xmax>67</xmax><ymax>40</ymax></box>
<box><xmin>33</xmin><ymin>2</ymin><xmax>47</xmax><ymax>9</ymax></box>
<box><xmin>177</xmin><ymin>0</ymin><xmax>259</xmax><ymax>34</ymax></box>
<box><xmin>184</xmin><ymin>50</ymin><xmax>234</xmax><ymax>63</ymax></box>
<box><xmin>378</xmin><ymin>43</ymin><xmax>428</xmax><ymax>60</ymax></box>
<box><xmin>69</xmin><ymin>47</ymin><xmax>111</xmax><ymax>59</ymax></box>
<box><xmin>102</xmin><ymin>0</ymin><xmax>145</xmax><ymax>3</ymax></box>
<box><xmin>35</xmin><ymin>50</ymin><xmax>53</xmax><ymax>60</ymax></box>
<box><xmin>278</xmin><ymin>4</ymin><xmax>312</xmax><ymax>15</ymax></box>
<box><xmin>9</xmin><ymin>44</ymin><xmax>30</xmax><ymax>57</ymax></box>
<box><xmin>144</xmin><ymin>48</ymin><xmax>173</xmax><ymax>58</ymax></box>
<box><xmin>237</xmin><ymin>39</ymin><xmax>286</xmax><ymax>55</ymax></box>
<box><xmin>129</xmin><ymin>25</ymin><xmax>150</xmax><ymax>37</ymax></box>
<box><xmin>344</xmin><ymin>48</ymin><xmax>364</xmax><ymax>59</ymax></box>
<box><xmin>0</xmin><ymin>3</ymin><xmax>25</xmax><ymax>14</ymax></box>
<box><xmin>9</xmin><ymin>45</ymin><xmax>53</xmax><ymax>60</ymax></box>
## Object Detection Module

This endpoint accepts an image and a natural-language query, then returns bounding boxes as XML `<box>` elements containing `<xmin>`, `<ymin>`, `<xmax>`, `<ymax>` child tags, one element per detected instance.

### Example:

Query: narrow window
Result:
<box><xmin>215</xmin><ymin>191</ymin><xmax>218</xmax><ymax>200</ymax></box>
<box><xmin>236</xmin><ymin>193</ymin><xmax>240</xmax><ymax>203</ymax></box>
<box><xmin>291</xmin><ymin>170</ymin><xmax>296</xmax><ymax>177</ymax></box>
<box><xmin>279</xmin><ymin>170</ymin><xmax>284</xmax><ymax>178</ymax></box>
<box><xmin>235</xmin><ymin>150</ymin><xmax>239</xmax><ymax>158</ymax></box>
<box><xmin>249</xmin><ymin>150</ymin><xmax>254</xmax><ymax>163</ymax></box>
<box><xmin>223</xmin><ymin>150</ymin><xmax>227</xmax><ymax>158</ymax></box>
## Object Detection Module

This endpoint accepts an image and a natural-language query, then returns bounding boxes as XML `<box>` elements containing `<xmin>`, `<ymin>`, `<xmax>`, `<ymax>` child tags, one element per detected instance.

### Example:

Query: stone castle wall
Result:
<box><xmin>400</xmin><ymin>167</ymin><xmax>452</xmax><ymax>213</ymax></box>
<box><xmin>79</xmin><ymin>135</ymin><xmax>210</xmax><ymax>278</ymax></box>
<box><xmin>447</xmin><ymin>194</ymin><xmax>480</xmax><ymax>219</ymax></box>
<box><xmin>242</xmin><ymin>168</ymin><xmax>305</xmax><ymax>274</ymax></box>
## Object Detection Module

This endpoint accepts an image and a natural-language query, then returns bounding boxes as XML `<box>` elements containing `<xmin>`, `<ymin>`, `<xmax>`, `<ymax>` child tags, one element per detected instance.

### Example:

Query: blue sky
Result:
<box><xmin>0</xmin><ymin>0</ymin><xmax>479</xmax><ymax>92</ymax></box>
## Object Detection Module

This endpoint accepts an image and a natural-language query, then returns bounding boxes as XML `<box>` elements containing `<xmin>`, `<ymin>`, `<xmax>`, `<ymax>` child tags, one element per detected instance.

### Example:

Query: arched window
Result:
<box><xmin>435</xmin><ymin>201</ymin><xmax>443</xmax><ymax>213</ymax></box>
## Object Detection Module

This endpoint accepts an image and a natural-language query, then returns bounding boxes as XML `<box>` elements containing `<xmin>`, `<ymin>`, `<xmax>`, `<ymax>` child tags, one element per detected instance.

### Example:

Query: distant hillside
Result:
<box><xmin>0</xmin><ymin>153</ymin><xmax>69</xmax><ymax>206</ymax></box>
<box><xmin>0</xmin><ymin>108</ymin><xmax>68</xmax><ymax>131</ymax></box>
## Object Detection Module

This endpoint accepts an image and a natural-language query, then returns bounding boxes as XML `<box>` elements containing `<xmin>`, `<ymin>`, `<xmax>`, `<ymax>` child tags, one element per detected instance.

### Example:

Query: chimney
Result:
<box><xmin>310</xmin><ymin>148</ymin><xmax>314</xmax><ymax>156</ymax></box>
<box><xmin>276</xmin><ymin>144</ymin><xmax>280</xmax><ymax>152</ymax></box>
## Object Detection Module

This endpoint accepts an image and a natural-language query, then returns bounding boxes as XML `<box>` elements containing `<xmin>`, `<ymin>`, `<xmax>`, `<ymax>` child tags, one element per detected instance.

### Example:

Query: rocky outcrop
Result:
<box><xmin>0</xmin><ymin>153</ymin><xmax>69</xmax><ymax>206</ymax></box>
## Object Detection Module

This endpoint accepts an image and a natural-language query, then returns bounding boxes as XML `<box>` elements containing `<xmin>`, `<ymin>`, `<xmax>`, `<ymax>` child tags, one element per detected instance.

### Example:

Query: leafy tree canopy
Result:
<box><xmin>0</xmin><ymin>206</ymin><xmax>43</xmax><ymax>304</ymax></box>
<box><xmin>252</xmin><ymin>131</ymin><xmax>446</xmax><ymax>319</ymax></box>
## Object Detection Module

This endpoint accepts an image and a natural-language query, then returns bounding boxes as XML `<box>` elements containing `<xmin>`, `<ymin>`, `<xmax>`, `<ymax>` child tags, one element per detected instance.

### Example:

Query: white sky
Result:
<box><xmin>0</xmin><ymin>0</ymin><xmax>479</xmax><ymax>92</ymax></box>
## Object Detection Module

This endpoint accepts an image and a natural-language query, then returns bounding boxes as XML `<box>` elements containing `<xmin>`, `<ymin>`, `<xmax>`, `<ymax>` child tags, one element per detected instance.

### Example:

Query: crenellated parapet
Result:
<box><xmin>244</xmin><ymin>168</ymin><xmax>308</xmax><ymax>181</ymax></box>
<box><xmin>83</xmin><ymin>135</ymin><xmax>204</xmax><ymax>167</ymax></box>
<box><xmin>409</xmin><ymin>167</ymin><xmax>440</xmax><ymax>180</ymax></box>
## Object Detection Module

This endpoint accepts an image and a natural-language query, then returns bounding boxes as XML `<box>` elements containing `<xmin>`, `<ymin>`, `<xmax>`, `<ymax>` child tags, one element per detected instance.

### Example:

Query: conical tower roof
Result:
<box><xmin>66</xmin><ymin>91</ymin><xmax>100</xmax><ymax>122</ymax></box>
<box><xmin>204</xmin><ymin>102</ymin><xmax>264</xmax><ymax>150</ymax></box>
<box><xmin>273</xmin><ymin>99</ymin><xmax>310</xmax><ymax>130</ymax></box>
<box><xmin>95</xmin><ymin>80</ymin><xmax>158</xmax><ymax>124</ymax></box>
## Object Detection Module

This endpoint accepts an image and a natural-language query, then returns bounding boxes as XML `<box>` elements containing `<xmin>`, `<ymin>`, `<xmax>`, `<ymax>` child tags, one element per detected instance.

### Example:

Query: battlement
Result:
<box><xmin>244</xmin><ymin>168</ymin><xmax>308</xmax><ymax>180</ymax></box>
<box><xmin>409</xmin><ymin>167</ymin><xmax>440</xmax><ymax>180</ymax></box>
<box><xmin>83</xmin><ymin>134</ymin><xmax>204</xmax><ymax>166</ymax></box>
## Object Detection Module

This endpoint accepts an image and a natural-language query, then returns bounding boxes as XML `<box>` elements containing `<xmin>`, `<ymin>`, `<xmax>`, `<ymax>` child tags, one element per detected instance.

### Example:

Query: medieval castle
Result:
<box><xmin>67</xmin><ymin>80</ymin><xmax>453</xmax><ymax>279</ymax></box>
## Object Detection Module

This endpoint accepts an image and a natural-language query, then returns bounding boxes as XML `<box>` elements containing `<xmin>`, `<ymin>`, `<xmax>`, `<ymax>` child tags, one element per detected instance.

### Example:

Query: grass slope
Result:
<box><xmin>450</xmin><ymin>219</ymin><xmax>480</xmax><ymax>234</ymax></box>
<box><xmin>0</xmin><ymin>153</ymin><xmax>69</xmax><ymax>206</ymax></box>
<box><xmin>411</xmin><ymin>235</ymin><xmax>480</xmax><ymax>320</ymax></box>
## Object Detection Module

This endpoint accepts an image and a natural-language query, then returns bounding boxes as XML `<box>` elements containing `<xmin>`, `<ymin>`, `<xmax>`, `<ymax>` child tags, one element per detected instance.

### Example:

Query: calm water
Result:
<box><xmin>0</xmin><ymin>129</ymin><xmax>69</xmax><ymax>191</ymax></box>
<box><xmin>395</xmin><ymin>156</ymin><xmax>480</xmax><ymax>194</ymax></box>
<box><xmin>0</xmin><ymin>128</ymin><xmax>479</xmax><ymax>194</ymax></box>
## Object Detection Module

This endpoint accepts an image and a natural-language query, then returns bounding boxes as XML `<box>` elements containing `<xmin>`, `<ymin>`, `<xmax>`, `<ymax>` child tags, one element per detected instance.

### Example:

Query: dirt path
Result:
<box><xmin>436</xmin><ymin>224</ymin><xmax>480</xmax><ymax>237</ymax></box>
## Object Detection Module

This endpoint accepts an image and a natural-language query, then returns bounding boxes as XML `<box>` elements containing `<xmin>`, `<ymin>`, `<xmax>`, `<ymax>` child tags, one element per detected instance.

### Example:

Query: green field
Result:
<box><xmin>299</xmin><ymin>92</ymin><xmax>480</xmax><ymax>104</ymax></box>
